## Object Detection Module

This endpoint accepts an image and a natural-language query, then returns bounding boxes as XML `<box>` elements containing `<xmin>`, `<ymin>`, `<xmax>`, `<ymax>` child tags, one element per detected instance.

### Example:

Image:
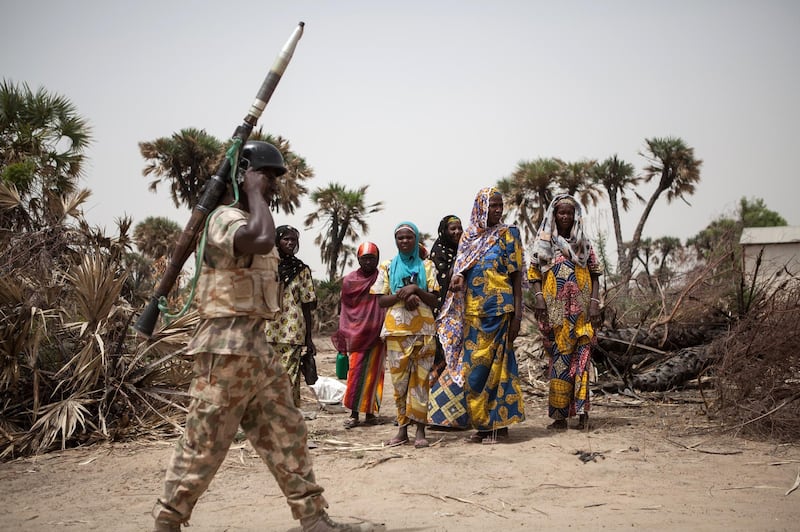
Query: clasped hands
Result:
<box><xmin>395</xmin><ymin>284</ymin><xmax>422</xmax><ymax>310</ymax></box>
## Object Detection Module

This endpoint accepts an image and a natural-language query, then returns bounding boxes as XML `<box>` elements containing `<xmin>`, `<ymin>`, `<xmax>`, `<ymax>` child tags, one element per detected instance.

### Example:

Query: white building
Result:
<box><xmin>739</xmin><ymin>226</ymin><xmax>800</xmax><ymax>287</ymax></box>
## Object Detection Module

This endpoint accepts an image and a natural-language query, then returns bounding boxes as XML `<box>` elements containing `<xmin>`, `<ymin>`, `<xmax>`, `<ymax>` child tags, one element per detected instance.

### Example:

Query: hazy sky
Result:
<box><xmin>3</xmin><ymin>1</ymin><xmax>798</xmax><ymax>276</ymax></box>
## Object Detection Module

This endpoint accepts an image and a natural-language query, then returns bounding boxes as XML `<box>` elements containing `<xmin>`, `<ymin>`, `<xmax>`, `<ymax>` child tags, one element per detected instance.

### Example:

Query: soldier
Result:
<box><xmin>153</xmin><ymin>141</ymin><xmax>372</xmax><ymax>532</ymax></box>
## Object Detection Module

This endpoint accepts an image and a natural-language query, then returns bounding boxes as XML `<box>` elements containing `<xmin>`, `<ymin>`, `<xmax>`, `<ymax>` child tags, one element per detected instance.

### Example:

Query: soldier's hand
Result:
<box><xmin>242</xmin><ymin>167</ymin><xmax>269</xmax><ymax>196</ymax></box>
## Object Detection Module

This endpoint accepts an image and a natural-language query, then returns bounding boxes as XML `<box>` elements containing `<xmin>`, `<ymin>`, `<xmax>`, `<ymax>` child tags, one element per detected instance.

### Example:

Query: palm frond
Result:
<box><xmin>65</xmin><ymin>253</ymin><xmax>127</xmax><ymax>325</ymax></box>
<box><xmin>0</xmin><ymin>181</ymin><xmax>21</xmax><ymax>210</ymax></box>
<box><xmin>29</xmin><ymin>395</ymin><xmax>96</xmax><ymax>452</ymax></box>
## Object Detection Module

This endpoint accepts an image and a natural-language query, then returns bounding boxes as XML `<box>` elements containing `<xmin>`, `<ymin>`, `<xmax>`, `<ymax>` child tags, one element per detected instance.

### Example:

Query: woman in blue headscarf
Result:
<box><xmin>370</xmin><ymin>221</ymin><xmax>440</xmax><ymax>448</ymax></box>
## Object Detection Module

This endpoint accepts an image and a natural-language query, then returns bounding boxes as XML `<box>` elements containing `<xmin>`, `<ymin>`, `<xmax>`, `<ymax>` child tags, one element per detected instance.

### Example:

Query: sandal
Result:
<box><xmin>575</xmin><ymin>413</ymin><xmax>588</xmax><ymax>430</ymax></box>
<box><xmin>546</xmin><ymin>420</ymin><xmax>568</xmax><ymax>431</ymax></box>
<box><xmin>467</xmin><ymin>431</ymin><xmax>490</xmax><ymax>443</ymax></box>
<box><xmin>481</xmin><ymin>428</ymin><xmax>510</xmax><ymax>443</ymax></box>
<box><xmin>490</xmin><ymin>427</ymin><xmax>509</xmax><ymax>441</ymax></box>
<box><xmin>343</xmin><ymin>418</ymin><xmax>359</xmax><ymax>429</ymax></box>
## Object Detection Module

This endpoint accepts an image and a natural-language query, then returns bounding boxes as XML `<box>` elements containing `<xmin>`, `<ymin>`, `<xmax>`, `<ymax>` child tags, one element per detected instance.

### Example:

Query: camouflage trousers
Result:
<box><xmin>154</xmin><ymin>352</ymin><xmax>327</xmax><ymax>525</ymax></box>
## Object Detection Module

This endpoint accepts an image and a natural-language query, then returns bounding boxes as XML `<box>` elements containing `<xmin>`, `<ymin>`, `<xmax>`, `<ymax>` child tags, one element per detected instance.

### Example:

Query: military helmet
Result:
<box><xmin>240</xmin><ymin>141</ymin><xmax>287</xmax><ymax>176</ymax></box>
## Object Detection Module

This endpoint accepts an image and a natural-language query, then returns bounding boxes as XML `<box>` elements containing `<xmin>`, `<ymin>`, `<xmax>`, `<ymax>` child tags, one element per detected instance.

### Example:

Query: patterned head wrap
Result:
<box><xmin>529</xmin><ymin>194</ymin><xmax>590</xmax><ymax>273</ymax></box>
<box><xmin>449</xmin><ymin>187</ymin><xmax>506</xmax><ymax>277</ymax></box>
<box><xmin>428</xmin><ymin>214</ymin><xmax>462</xmax><ymax>314</ymax></box>
<box><xmin>275</xmin><ymin>225</ymin><xmax>307</xmax><ymax>285</ymax></box>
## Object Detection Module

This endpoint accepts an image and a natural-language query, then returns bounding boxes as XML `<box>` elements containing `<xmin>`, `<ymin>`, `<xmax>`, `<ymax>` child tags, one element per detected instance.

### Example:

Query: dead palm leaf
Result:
<box><xmin>29</xmin><ymin>395</ymin><xmax>96</xmax><ymax>452</ymax></box>
<box><xmin>59</xmin><ymin>187</ymin><xmax>92</xmax><ymax>222</ymax></box>
<box><xmin>65</xmin><ymin>253</ymin><xmax>126</xmax><ymax>325</ymax></box>
<box><xmin>0</xmin><ymin>181</ymin><xmax>21</xmax><ymax>210</ymax></box>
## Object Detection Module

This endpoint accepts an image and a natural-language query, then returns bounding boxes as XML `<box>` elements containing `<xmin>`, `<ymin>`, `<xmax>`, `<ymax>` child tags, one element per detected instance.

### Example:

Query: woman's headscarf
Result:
<box><xmin>450</xmin><ymin>187</ymin><xmax>507</xmax><ymax>276</ymax></box>
<box><xmin>436</xmin><ymin>187</ymin><xmax>512</xmax><ymax>386</ymax></box>
<box><xmin>357</xmin><ymin>241</ymin><xmax>380</xmax><ymax>259</ymax></box>
<box><xmin>529</xmin><ymin>194</ymin><xmax>590</xmax><ymax>273</ymax></box>
<box><xmin>388</xmin><ymin>221</ymin><xmax>428</xmax><ymax>294</ymax></box>
<box><xmin>275</xmin><ymin>225</ymin><xmax>308</xmax><ymax>285</ymax></box>
<box><xmin>429</xmin><ymin>215</ymin><xmax>461</xmax><ymax>281</ymax></box>
<box><xmin>331</xmin><ymin>241</ymin><xmax>383</xmax><ymax>353</ymax></box>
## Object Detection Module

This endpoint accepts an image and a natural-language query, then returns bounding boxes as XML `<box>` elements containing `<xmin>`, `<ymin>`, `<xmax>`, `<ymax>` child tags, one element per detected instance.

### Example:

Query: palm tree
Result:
<box><xmin>620</xmin><ymin>137</ymin><xmax>702</xmax><ymax>282</ymax></box>
<box><xmin>557</xmin><ymin>159</ymin><xmax>603</xmax><ymax>209</ymax></box>
<box><xmin>653</xmin><ymin>236</ymin><xmax>682</xmax><ymax>284</ymax></box>
<box><xmin>247</xmin><ymin>129</ymin><xmax>313</xmax><ymax>214</ymax></box>
<box><xmin>591</xmin><ymin>155</ymin><xmax>642</xmax><ymax>273</ymax></box>
<box><xmin>133</xmin><ymin>216</ymin><xmax>181</xmax><ymax>260</ymax></box>
<box><xmin>0</xmin><ymin>79</ymin><xmax>92</xmax><ymax>232</ymax></box>
<box><xmin>496</xmin><ymin>157</ymin><xmax>563</xmax><ymax>243</ymax></box>
<box><xmin>303</xmin><ymin>183</ymin><xmax>383</xmax><ymax>282</ymax></box>
<box><xmin>139</xmin><ymin>127</ymin><xmax>312</xmax><ymax>215</ymax></box>
<box><xmin>139</xmin><ymin>128</ymin><xmax>222</xmax><ymax>210</ymax></box>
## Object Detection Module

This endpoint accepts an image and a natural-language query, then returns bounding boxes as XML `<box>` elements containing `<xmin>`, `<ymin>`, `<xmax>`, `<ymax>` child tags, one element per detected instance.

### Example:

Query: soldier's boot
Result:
<box><xmin>300</xmin><ymin>511</ymin><xmax>374</xmax><ymax>531</ymax></box>
<box><xmin>153</xmin><ymin>516</ymin><xmax>181</xmax><ymax>532</ymax></box>
<box><xmin>152</xmin><ymin>502</ymin><xmax>185</xmax><ymax>532</ymax></box>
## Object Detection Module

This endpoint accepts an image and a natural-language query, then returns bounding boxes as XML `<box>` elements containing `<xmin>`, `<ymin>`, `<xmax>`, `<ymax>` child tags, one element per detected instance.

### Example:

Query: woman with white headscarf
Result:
<box><xmin>528</xmin><ymin>194</ymin><xmax>603</xmax><ymax>430</ymax></box>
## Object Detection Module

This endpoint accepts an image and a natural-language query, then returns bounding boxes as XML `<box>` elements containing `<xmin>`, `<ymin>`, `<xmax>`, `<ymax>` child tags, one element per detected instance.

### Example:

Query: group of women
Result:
<box><xmin>319</xmin><ymin>188</ymin><xmax>603</xmax><ymax>446</ymax></box>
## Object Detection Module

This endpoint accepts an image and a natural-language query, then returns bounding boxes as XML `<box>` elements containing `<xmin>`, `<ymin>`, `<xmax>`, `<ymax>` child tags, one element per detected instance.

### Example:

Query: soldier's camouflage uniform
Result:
<box><xmin>154</xmin><ymin>207</ymin><xmax>327</xmax><ymax>527</ymax></box>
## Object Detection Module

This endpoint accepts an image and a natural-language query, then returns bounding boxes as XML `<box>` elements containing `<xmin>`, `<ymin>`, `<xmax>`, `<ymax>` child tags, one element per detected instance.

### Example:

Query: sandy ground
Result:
<box><xmin>1</xmin><ymin>339</ymin><xmax>799</xmax><ymax>532</ymax></box>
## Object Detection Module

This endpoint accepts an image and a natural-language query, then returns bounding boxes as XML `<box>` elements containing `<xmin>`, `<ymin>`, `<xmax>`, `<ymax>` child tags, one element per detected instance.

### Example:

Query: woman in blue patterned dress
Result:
<box><xmin>437</xmin><ymin>187</ymin><xmax>526</xmax><ymax>443</ymax></box>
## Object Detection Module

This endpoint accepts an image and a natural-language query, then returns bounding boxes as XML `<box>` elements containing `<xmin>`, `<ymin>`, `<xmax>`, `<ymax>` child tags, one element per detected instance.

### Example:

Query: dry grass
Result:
<box><xmin>0</xmin><ymin>218</ymin><xmax>196</xmax><ymax>460</ymax></box>
<box><xmin>712</xmin><ymin>282</ymin><xmax>800</xmax><ymax>442</ymax></box>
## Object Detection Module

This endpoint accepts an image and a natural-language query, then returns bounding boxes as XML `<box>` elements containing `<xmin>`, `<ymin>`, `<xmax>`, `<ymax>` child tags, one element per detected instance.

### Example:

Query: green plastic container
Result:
<box><xmin>335</xmin><ymin>352</ymin><xmax>349</xmax><ymax>379</ymax></box>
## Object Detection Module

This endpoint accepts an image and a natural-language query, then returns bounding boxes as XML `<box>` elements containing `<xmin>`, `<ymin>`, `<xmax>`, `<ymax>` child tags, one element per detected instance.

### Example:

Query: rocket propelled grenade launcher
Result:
<box><xmin>134</xmin><ymin>22</ymin><xmax>305</xmax><ymax>337</ymax></box>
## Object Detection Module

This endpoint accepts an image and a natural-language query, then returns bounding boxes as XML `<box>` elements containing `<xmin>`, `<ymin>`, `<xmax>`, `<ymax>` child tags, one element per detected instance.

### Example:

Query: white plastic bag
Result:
<box><xmin>310</xmin><ymin>376</ymin><xmax>346</xmax><ymax>404</ymax></box>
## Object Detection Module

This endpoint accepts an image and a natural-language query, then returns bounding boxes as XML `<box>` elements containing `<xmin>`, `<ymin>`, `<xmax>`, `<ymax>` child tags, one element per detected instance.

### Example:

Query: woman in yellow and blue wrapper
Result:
<box><xmin>436</xmin><ymin>187</ymin><xmax>525</xmax><ymax>443</ymax></box>
<box><xmin>371</xmin><ymin>222</ymin><xmax>439</xmax><ymax>448</ymax></box>
<box><xmin>528</xmin><ymin>194</ymin><xmax>602</xmax><ymax>430</ymax></box>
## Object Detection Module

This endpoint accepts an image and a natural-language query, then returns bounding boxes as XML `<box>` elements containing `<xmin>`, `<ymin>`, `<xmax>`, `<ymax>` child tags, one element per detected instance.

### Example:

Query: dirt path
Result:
<box><xmin>1</xmin><ymin>343</ymin><xmax>798</xmax><ymax>531</ymax></box>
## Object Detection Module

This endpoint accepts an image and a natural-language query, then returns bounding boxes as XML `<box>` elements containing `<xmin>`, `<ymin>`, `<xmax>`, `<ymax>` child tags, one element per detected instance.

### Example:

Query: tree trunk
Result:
<box><xmin>631</xmin><ymin>346</ymin><xmax>714</xmax><ymax>391</ymax></box>
<box><xmin>621</xmin><ymin>185</ymin><xmax>664</xmax><ymax>284</ymax></box>
<box><xmin>607</xmin><ymin>188</ymin><xmax>625</xmax><ymax>275</ymax></box>
<box><xmin>598</xmin><ymin>325</ymin><xmax>724</xmax><ymax>353</ymax></box>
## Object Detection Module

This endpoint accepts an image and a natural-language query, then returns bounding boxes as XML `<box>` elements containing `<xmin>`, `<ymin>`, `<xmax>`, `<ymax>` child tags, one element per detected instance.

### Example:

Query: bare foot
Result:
<box><xmin>413</xmin><ymin>423</ymin><xmax>427</xmax><ymax>448</ymax></box>
<box><xmin>385</xmin><ymin>436</ymin><xmax>409</xmax><ymax>446</ymax></box>
<box><xmin>385</xmin><ymin>427</ymin><xmax>409</xmax><ymax>447</ymax></box>
<box><xmin>414</xmin><ymin>438</ymin><xmax>429</xmax><ymax>448</ymax></box>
